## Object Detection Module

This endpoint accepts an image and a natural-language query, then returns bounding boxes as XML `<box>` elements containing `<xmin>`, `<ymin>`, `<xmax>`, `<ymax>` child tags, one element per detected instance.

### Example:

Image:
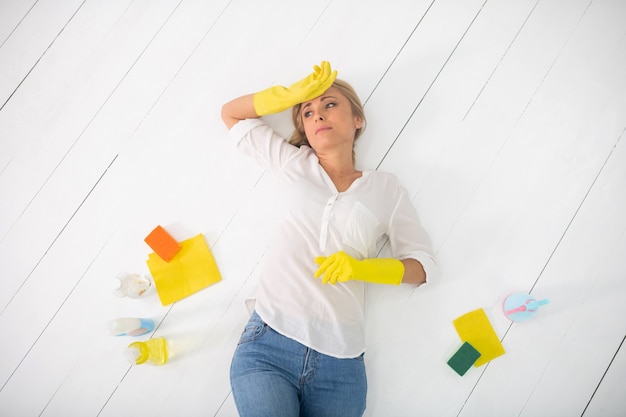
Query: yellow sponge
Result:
<box><xmin>453</xmin><ymin>308</ymin><xmax>505</xmax><ymax>367</ymax></box>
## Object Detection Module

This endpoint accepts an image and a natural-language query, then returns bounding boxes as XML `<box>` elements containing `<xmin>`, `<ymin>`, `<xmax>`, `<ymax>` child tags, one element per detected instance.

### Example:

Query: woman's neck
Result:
<box><xmin>319</xmin><ymin>158</ymin><xmax>362</xmax><ymax>192</ymax></box>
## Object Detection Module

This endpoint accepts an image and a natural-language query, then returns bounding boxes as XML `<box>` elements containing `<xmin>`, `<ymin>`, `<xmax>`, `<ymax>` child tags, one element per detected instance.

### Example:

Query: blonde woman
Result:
<box><xmin>222</xmin><ymin>62</ymin><xmax>436</xmax><ymax>417</ymax></box>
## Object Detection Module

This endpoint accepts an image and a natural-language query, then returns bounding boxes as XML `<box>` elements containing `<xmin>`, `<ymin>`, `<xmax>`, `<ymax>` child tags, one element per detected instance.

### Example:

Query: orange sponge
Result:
<box><xmin>145</xmin><ymin>225</ymin><xmax>181</xmax><ymax>262</ymax></box>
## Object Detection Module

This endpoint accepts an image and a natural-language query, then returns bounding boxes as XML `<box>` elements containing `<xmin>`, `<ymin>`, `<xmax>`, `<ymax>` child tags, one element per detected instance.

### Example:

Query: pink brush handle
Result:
<box><xmin>505</xmin><ymin>305</ymin><xmax>527</xmax><ymax>315</ymax></box>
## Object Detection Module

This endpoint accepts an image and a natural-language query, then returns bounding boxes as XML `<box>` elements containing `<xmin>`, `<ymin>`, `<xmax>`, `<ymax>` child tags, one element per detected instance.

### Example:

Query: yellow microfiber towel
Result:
<box><xmin>453</xmin><ymin>308</ymin><xmax>505</xmax><ymax>367</ymax></box>
<box><xmin>146</xmin><ymin>234</ymin><xmax>221</xmax><ymax>306</ymax></box>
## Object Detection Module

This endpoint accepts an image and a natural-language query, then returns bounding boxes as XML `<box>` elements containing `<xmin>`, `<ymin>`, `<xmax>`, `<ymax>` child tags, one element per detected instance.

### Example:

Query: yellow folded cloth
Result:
<box><xmin>146</xmin><ymin>234</ymin><xmax>221</xmax><ymax>306</ymax></box>
<box><xmin>453</xmin><ymin>308</ymin><xmax>505</xmax><ymax>367</ymax></box>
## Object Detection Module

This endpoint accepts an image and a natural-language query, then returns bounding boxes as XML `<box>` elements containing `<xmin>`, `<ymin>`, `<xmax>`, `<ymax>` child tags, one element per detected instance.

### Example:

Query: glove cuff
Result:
<box><xmin>360</xmin><ymin>258</ymin><xmax>405</xmax><ymax>286</ymax></box>
<box><xmin>253</xmin><ymin>86</ymin><xmax>289</xmax><ymax>116</ymax></box>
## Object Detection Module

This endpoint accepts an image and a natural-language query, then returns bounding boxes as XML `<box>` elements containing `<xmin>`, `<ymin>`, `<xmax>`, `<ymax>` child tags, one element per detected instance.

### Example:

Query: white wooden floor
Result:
<box><xmin>1</xmin><ymin>0</ymin><xmax>625</xmax><ymax>416</ymax></box>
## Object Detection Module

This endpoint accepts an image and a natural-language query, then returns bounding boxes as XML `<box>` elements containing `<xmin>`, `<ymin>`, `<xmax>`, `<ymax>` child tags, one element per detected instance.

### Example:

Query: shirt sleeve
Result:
<box><xmin>388</xmin><ymin>184</ymin><xmax>438</xmax><ymax>283</ymax></box>
<box><xmin>228</xmin><ymin>118</ymin><xmax>305</xmax><ymax>175</ymax></box>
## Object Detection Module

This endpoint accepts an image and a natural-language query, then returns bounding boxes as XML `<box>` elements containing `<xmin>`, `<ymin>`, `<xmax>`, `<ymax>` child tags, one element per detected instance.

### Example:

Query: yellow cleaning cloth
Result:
<box><xmin>146</xmin><ymin>234</ymin><xmax>221</xmax><ymax>306</ymax></box>
<box><xmin>453</xmin><ymin>308</ymin><xmax>505</xmax><ymax>367</ymax></box>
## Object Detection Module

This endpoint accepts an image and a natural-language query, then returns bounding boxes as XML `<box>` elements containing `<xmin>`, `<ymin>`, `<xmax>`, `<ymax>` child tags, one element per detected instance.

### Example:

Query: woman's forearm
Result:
<box><xmin>221</xmin><ymin>94</ymin><xmax>258</xmax><ymax>129</ymax></box>
<box><xmin>401</xmin><ymin>258</ymin><xmax>427</xmax><ymax>285</ymax></box>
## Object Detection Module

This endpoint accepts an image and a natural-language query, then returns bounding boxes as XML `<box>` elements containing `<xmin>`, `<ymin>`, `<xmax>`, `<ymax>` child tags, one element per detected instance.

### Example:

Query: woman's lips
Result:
<box><xmin>315</xmin><ymin>126</ymin><xmax>331</xmax><ymax>135</ymax></box>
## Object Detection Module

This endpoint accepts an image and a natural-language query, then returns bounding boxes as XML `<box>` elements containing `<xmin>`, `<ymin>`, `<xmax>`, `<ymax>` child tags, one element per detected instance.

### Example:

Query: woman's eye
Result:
<box><xmin>325</xmin><ymin>102</ymin><xmax>336</xmax><ymax>109</ymax></box>
<box><xmin>303</xmin><ymin>111</ymin><xmax>313</xmax><ymax>118</ymax></box>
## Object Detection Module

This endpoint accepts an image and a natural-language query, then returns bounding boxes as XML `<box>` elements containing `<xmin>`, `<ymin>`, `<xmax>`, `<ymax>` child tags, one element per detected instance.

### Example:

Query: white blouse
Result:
<box><xmin>229</xmin><ymin>118</ymin><xmax>436</xmax><ymax>358</ymax></box>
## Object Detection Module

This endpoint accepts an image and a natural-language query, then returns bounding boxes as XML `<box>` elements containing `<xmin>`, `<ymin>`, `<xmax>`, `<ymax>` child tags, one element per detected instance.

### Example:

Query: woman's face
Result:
<box><xmin>300</xmin><ymin>87</ymin><xmax>363</xmax><ymax>155</ymax></box>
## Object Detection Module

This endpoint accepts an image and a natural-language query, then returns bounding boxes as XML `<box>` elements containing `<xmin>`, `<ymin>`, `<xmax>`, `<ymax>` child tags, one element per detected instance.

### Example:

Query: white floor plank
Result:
<box><xmin>458</xmin><ymin>130</ymin><xmax>626</xmax><ymax>416</ymax></box>
<box><xmin>356</xmin><ymin>0</ymin><xmax>488</xmax><ymax>171</ymax></box>
<box><xmin>0</xmin><ymin>0</ymin><xmax>84</xmax><ymax>106</ymax></box>
<box><xmin>583</xmin><ymin>337</ymin><xmax>626</xmax><ymax>417</ymax></box>
<box><xmin>0</xmin><ymin>0</ymin><xmax>37</xmax><ymax>45</ymax></box>
<box><xmin>0</xmin><ymin>0</ymin><xmax>185</xmax><ymax>305</ymax></box>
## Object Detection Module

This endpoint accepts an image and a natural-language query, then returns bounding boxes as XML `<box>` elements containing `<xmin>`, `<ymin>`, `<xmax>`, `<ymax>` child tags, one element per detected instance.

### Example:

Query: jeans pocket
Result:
<box><xmin>237</xmin><ymin>314</ymin><xmax>267</xmax><ymax>345</ymax></box>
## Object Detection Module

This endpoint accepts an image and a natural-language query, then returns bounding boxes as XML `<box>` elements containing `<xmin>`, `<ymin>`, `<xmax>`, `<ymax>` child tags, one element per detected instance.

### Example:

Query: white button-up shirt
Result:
<box><xmin>230</xmin><ymin>119</ymin><xmax>436</xmax><ymax>358</ymax></box>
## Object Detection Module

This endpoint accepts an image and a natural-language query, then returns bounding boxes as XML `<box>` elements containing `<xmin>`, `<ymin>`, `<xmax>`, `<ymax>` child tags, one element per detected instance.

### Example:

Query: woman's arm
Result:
<box><xmin>221</xmin><ymin>61</ymin><xmax>337</xmax><ymax>130</ymax></box>
<box><xmin>401</xmin><ymin>258</ymin><xmax>427</xmax><ymax>285</ymax></box>
<box><xmin>314</xmin><ymin>252</ymin><xmax>427</xmax><ymax>286</ymax></box>
<box><xmin>221</xmin><ymin>94</ymin><xmax>258</xmax><ymax>130</ymax></box>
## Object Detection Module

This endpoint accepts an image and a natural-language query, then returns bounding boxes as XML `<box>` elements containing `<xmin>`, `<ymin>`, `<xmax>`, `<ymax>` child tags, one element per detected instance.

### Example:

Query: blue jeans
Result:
<box><xmin>230</xmin><ymin>311</ymin><xmax>367</xmax><ymax>417</ymax></box>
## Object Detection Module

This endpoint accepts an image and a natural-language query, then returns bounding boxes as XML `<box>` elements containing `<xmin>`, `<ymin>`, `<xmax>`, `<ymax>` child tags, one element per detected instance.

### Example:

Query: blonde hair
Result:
<box><xmin>289</xmin><ymin>79</ymin><xmax>366</xmax><ymax>164</ymax></box>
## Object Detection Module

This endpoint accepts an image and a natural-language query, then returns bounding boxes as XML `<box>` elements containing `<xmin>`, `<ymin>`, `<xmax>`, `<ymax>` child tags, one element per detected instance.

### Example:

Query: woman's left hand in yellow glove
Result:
<box><xmin>314</xmin><ymin>251</ymin><xmax>405</xmax><ymax>286</ymax></box>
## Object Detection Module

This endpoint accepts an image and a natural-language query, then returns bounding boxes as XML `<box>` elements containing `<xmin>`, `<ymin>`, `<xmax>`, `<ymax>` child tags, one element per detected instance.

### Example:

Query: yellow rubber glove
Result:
<box><xmin>253</xmin><ymin>61</ymin><xmax>338</xmax><ymax>116</ymax></box>
<box><xmin>314</xmin><ymin>251</ymin><xmax>405</xmax><ymax>286</ymax></box>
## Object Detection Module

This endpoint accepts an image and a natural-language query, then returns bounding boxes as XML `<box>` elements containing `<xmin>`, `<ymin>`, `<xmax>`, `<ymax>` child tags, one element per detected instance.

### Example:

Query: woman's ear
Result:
<box><xmin>354</xmin><ymin>116</ymin><xmax>363</xmax><ymax>130</ymax></box>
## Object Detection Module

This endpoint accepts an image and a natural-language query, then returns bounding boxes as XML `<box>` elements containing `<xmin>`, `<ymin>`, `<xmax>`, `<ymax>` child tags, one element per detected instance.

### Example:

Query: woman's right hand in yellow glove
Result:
<box><xmin>253</xmin><ymin>61</ymin><xmax>338</xmax><ymax>116</ymax></box>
